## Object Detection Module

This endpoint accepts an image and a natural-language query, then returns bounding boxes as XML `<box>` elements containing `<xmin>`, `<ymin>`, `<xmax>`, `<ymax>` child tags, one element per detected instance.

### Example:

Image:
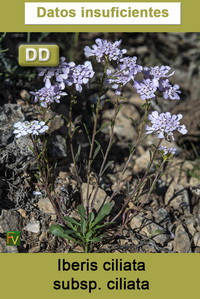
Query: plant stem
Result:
<box><xmin>30</xmin><ymin>136</ymin><xmax>63</xmax><ymax>223</ymax></box>
<box><xmin>68</xmin><ymin>95</ymin><xmax>84</xmax><ymax>205</ymax></box>
<box><xmin>108</xmin><ymin>100</ymin><xmax>151</xmax><ymax>204</ymax></box>
<box><xmin>90</xmin><ymin>96</ymin><xmax>120</xmax><ymax>211</ymax></box>
<box><xmin>110</xmin><ymin>138</ymin><xmax>163</xmax><ymax>223</ymax></box>
<box><xmin>85</xmin><ymin>60</ymin><xmax>108</xmax><ymax>215</ymax></box>
<box><xmin>84</xmin><ymin>243</ymin><xmax>89</xmax><ymax>253</ymax></box>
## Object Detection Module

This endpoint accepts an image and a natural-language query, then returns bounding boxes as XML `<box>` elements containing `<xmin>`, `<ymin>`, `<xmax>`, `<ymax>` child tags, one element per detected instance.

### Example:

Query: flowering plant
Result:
<box><xmin>13</xmin><ymin>38</ymin><xmax>187</xmax><ymax>252</ymax></box>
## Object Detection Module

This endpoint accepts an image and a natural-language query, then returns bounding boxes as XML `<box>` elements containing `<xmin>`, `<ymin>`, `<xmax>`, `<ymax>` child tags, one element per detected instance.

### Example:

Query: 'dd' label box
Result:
<box><xmin>18</xmin><ymin>44</ymin><xmax>59</xmax><ymax>66</ymax></box>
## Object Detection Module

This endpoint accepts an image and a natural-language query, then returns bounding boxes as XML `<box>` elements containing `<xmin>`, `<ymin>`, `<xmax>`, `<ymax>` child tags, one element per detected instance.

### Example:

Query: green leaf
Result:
<box><xmin>61</xmin><ymin>115</ymin><xmax>69</xmax><ymax>124</ymax></box>
<box><xmin>83</xmin><ymin>123</ymin><xmax>91</xmax><ymax>145</ymax></box>
<box><xmin>75</xmin><ymin>145</ymin><xmax>81</xmax><ymax>162</ymax></box>
<box><xmin>99</xmin><ymin>202</ymin><xmax>112</xmax><ymax>216</ymax></box>
<box><xmin>72</xmin><ymin>126</ymin><xmax>80</xmax><ymax>137</ymax></box>
<box><xmin>91</xmin><ymin>203</ymin><xmax>112</xmax><ymax>227</ymax></box>
<box><xmin>93</xmin><ymin>222</ymin><xmax>114</xmax><ymax>230</ymax></box>
<box><xmin>91</xmin><ymin>237</ymin><xmax>102</xmax><ymax>242</ymax></box>
<box><xmin>95</xmin><ymin>140</ymin><xmax>104</xmax><ymax>159</ymax></box>
<box><xmin>34</xmin><ymin>173</ymin><xmax>42</xmax><ymax>183</ymax></box>
<box><xmin>128</xmin><ymin>144</ymin><xmax>136</xmax><ymax>154</ymax></box>
<box><xmin>116</xmin><ymin>104</ymin><xmax>123</xmax><ymax>115</ymax></box>
<box><xmin>77</xmin><ymin>205</ymin><xmax>86</xmax><ymax>219</ymax></box>
<box><xmin>49</xmin><ymin>225</ymin><xmax>65</xmax><ymax>237</ymax></box>
<box><xmin>150</xmin><ymin>229</ymin><xmax>165</xmax><ymax>237</ymax></box>
<box><xmin>102</xmin><ymin>160</ymin><xmax>114</xmax><ymax>174</ymax></box>
<box><xmin>64</xmin><ymin>216</ymin><xmax>80</xmax><ymax>226</ymax></box>
<box><xmin>38</xmin><ymin>151</ymin><xmax>43</xmax><ymax>160</ymax></box>
<box><xmin>96</xmin><ymin>122</ymin><xmax>110</xmax><ymax>134</ymax></box>
<box><xmin>93</xmin><ymin>142</ymin><xmax>101</xmax><ymax>160</ymax></box>
<box><xmin>80</xmin><ymin>219</ymin><xmax>87</xmax><ymax>236</ymax></box>
<box><xmin>49</xmin><ymin>225</ymin><xmax>74</xmax><ymax>239</ymax></box>
<box><xmin>141</xmin><ymin>103</ymin><xmax>147</xmax><ymax>109</ymax></box>
<box><xmin>88</xmin><ymin>212</ymin><xmax>95</xmax><ymax>224</ymax></box>
<box><xmin>148</xmin><ymin>149</ymin><xmax>153</xmax><ymax>161</ymax></box>
<box><xmin>28</xmin><ymin>146</ymin><xmax>34</xmax><ymax>153</ymax></box>
<box><xmin>86</xmin><ymin>231</ymin><xmax>93</xmax><ymax>240</ymax></box>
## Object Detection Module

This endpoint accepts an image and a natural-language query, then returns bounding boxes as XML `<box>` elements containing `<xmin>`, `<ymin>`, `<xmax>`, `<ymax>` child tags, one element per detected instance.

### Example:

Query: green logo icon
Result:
<box><xmin>18</xmin><ymin>44</ymin><xmax>59</xmax><ymax>67</ymax></box>
<box><xmin>6</xmin><ymin>231</ymin><xmax>21</xmax><ymax>246</ymax></box>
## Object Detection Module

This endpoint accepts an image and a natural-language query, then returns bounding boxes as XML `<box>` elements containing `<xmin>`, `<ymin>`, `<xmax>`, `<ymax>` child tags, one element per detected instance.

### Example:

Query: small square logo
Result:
<box><xmin>6</xmin><ymin>231</ymin><xmax>21</xmax><ymax>246</ymax></box>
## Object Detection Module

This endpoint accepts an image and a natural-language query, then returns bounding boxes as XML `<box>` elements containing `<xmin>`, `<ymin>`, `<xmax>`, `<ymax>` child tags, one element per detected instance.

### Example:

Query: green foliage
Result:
<box><xmin>186</xmin><ymin>159</ymin><xmax>200</xmax><ymax>180</ymax></box>
<box><xmin>49</xmin><ymin>203</ymin><xmax>113</xmax><ymax>252</ymax></box>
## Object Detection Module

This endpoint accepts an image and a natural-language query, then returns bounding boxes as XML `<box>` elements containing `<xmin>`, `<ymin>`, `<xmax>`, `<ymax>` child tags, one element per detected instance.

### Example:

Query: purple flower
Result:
<box><xmin>158</xmin><ymin>145</ymin><xmax>177</xmax><ymax>156</ymax></box>
<box><xmin>37</xmin><ymin>57</ymin><xmax>75</xmax><ymax>89</ymax></box>
<box><xmin>13</xmin><ymin>121</ymin><xmax>49</xmax><ymax>138</ymax></box>
<box><xmin>37</xmin><ymin>57</ymin><xmax>94</xmax><ymax>93</ymax></box>
<box><xmin>146</xmin><ymin>111</ymin><xmax>187</xmax><ymax>141</ymax></box>
<box><xmin>142</xmin><ymin>66</ymin><xmax>181</xmax><ymax>101</ymax></box>
<box><xmin>163</xmin><ymin>84</ymin><xmax>181</xmax><ymax>100</ymax></box>
<box><xmin>134</xmin><ymin>79</ymin><xmax>159</xmax><ymax>100</ymax></box>
<box><xmin>84</xmin><ymin>39</ymin><xmax>127</xmax><ymax>63</ymax></box>
<box><xmin>30</xmin><ymin>85</ymin><xmax>67</xmax><ymax>108</ymax></box>
<box><xmin>143</xmin><ymin>66</ymin><xmax>174</xmax><ymax>80</ymax></box>
<box><xmin>106</xmin><ymin>56</ymin><xmax>142</xmax><ymax>95</ymax></box>
<box><xmin>70</xmin><ymin>61</ymin><xmax>95</xmax><ymax>92</ymax></box>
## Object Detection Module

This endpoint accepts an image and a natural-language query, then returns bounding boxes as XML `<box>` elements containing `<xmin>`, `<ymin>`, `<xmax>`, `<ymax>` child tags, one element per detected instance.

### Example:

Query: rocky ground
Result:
<box><xmin>0</xmin><ymin>32</ymin><xmax>200</xmax><ymax>253</ymax></box>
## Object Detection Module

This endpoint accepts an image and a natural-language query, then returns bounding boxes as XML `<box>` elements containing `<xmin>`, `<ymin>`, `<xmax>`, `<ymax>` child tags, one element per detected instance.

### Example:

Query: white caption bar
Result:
<box><xmin>25</xmin><ymin>2</ymin><xmax>181</xmax><ymax>25</ymax></box>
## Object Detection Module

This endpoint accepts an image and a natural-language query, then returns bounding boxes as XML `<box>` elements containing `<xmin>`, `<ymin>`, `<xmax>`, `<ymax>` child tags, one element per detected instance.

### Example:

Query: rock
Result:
<box><xmin>120</xmin><ymin>98</ymin><xmax>141</xmax><ymax>122</ymax></box>
<box><xmin>0</xmin><ymin>238</ymin><xmax>18</xmax><ymax>253</ymax></box>
<box><xmin>20</xmin><ymin>89</ymin><xmax>30</xmax><ymax>101</ymax></box>
<box><xmin>153</xmin><ymin>208</ymin><xmax>169</xmax><ymax>224</ymax></box>
<box><xmin>15</xmin><ymin>136</ymin><xmax>34</xmax><ymax>157</ymax></box>
<box><xmin>44</xmin><ymin>109</ymin><xmax>64</xmax><ymax>134</ymax></box>
<box><xmin>193</xmin><ymin>233</ymin><xmax>200</xmax><ymax>247</ymax></box>
<box><xmin>173</xmin><ymin>224</ymin><xmax>191</xmax><ymax>253</ymax></box>
<box><xmin>37</xmin><ymin>198</ymin><xmax>55</xmax><ymax>215</ymax></box>
<box><xmin>133</xmin><ymin>150</ymin><xmax>150</xmax><ymax>173</ymax></box>
<box><xmin>58</xmin><ymin>171</ymin><xmax>69</xmax><ymax>181</ymax></box>
<box><xmin>0</xmin><ymin>210</ymin><xmax>23</xmax><ymax>233</ymax></box>
<box><xmin>162</xmin><ymin>159</ymin><xmax>198</xmax><ymax>187</ymax></box>
<box><xmin>0</xmin><ymin>104</ymin><xmax>35</xmax><ymax>178</ymax></box>
<box><xmin>189</xmin><ymin>177</ymin><xmax>200</xmax><ymax>187</ymax></box>
<box><xmin>0</xmin><ymin>104</ymin><xmax>25</xmax><ymax>147</ymax></box>
<box><xmin>24</xmin><ymin>218</ymin><xmax>40</xmax><ymax>233</ymax></box>
<box><xmin>102</xmin><ymin>108</ymin><xmax>137</xmax><ymax>141</ymax></box>
<box><xmin>82</xmin><ymin>183</ymin><xmax>110</xmax><ymax>212</ymax></box>
<box><xmin>29</xmin><ymin>246</ymin><xmax>40</xmax><ymax>253</ymax></box>
<box><xmin>130</xmin><ymin>214</ymin><xmax>169</xmax><ymax>246</ymax></box>
<box><xmin>165</xmin><ymin>182</ymin><xmax>190</xmax><ymax>213</ymax></box>
<box><xmin>190</xmin><ymin>185</ymin><xmax>200</xmax><ymax>197</ymax></box>
<box><xmin>39</xmin><ymin>232</ymin><xmax>48</xmax><ymax>242</ymax></box>
<box><xmin>17</xmin><ymin>209</ymin><xmax>27</xmax><ymax>218</ymax></box>
<box><xmin>48</xmin><ymin>135</ymin><xmax>67</xmax><ymax>159</ymax></box>
<box><xmin>0</xmin><ymin>104</ymin><xmax>24</xmax><ymax>127</ymax></box>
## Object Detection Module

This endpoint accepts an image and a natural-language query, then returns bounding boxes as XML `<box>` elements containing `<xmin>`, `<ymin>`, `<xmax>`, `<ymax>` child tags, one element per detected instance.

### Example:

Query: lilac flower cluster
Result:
<box><xmin>36</xmin><ymin>58</ymin><xmax>94</xmax><ymax>93</ymax></box>
<box><xmin>84</xmin><ymin>38</ymin><xmax>127</xmax><ymax>63</ymax></box>
<box><xmin>134</xmin><ymin>79</ymin><xmax>159</xmax><ymax>100</ymax></box>
<box><xmin>143</xmin><ymin>66</ymin><xmax>174</xmax><ymax>79</ymax></box>
<box><xmin>69</xmin><ymin>61</ymin><xmax>95</xmax><ymax>92</ymax></box>
<box><xmin>30</xmin><ymin>85</ymin><xmax>67</xmax><ymax>108</ymax></box>
<box><xmin>13</xmin><ymin>121</ymin><xmax>49</xmax><ymax>138</ymax></box>
<box><xmin>106</xmin><ymin>56</ymin><xmax>142</xmax><ymax>95</ymax></box>
<box><xmin>158</xmin><ymin>145</ymin><xmax>177</xmax><ymax>156</ymax></box>
<box><xmin>37</xmin><ymin>57</ymin><xmax>75</xmax><ymax>89</ymax></box>
<box><xmin>134</xmin><ymin>65</ymin><xmax>181</xmax><ymax>101</ymax></box>
<box><xmin>146</xmin><ymin>111</ymin><xmax>187</xmax><ymax>141</ymax></box>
